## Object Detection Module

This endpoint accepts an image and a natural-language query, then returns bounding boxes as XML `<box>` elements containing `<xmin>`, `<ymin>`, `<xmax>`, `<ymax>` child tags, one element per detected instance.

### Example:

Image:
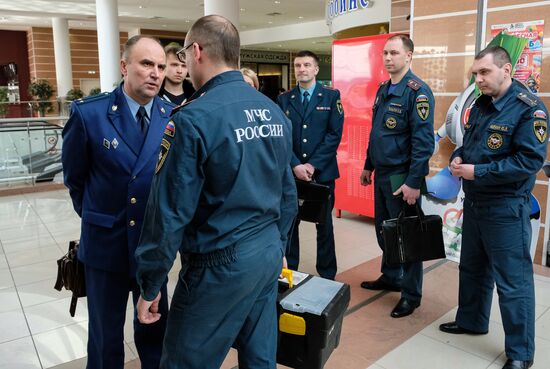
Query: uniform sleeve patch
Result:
<box><xmin>416</xmin><ymin>95</ymin><xmax>429</xmax><ymax>103</ymax></box>
<box><xmin>534</xmin><ymin>110</ymin><xmax>547</xmax><ymax>120</ymax></box>
<box><xmin>164</xmin><ymin>120</ymin><xmax>175</xmax><ymax>137</ymax></box>
<box><xmin>416</xmin><ymin>99</ymin><xmax>430</xmax><ymax>121</ymax></box>
<box><xmin>534</xmin><ymin>120</ymin><xmax>547</xmax><ymax>143</ymax></box>
<box><xmin>155</xmin><ymin>138</ymin><xmax>171</xmax><ymax>174</ymax></box>
<box><xmin>336</xmin><ymin>99</ymin><xmax>344</xmax><ymax>115</ymax></box>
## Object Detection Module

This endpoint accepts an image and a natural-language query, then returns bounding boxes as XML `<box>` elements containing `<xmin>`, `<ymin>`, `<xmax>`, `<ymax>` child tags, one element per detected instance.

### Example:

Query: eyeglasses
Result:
<box><xmin>176</xmin><ymin>42</ymin><xmax>199</xmax><ymax>63</ymax></box>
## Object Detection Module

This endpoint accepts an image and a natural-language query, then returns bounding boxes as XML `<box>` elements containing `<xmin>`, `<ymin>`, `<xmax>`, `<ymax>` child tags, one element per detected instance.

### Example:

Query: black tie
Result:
<box><xmin>302</xmin><ymin>91</ymin><xmax>310</xmax><ymax>110</ymax></box>
<box><xmin>136</xmin><ymin>106</ymin><xmax>148</xmax><ymax>133</ymax></box>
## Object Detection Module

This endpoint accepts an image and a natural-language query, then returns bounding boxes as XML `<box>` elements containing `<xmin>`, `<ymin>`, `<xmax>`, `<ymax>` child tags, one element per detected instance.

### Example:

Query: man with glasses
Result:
<box><xmin>135</xmin><ymin>15</ymin><xmax>297</xmax><ymax>369</ymax></box>
<box><xmin>62</xmin><ymin>35</ymin><xmax>172</xmax><ymax>369</ymax></box>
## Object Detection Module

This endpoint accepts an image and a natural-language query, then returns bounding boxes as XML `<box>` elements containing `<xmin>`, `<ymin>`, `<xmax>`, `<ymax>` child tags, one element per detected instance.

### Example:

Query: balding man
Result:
<box><xmin>62</xmin><ymin>35</ymin><xmax>173</xmax><ymax>369</ymax></box>
<box><xmin>135</xmin><ymin>15</ymin><xmax>297</xmax><ymax>369</ymax></box>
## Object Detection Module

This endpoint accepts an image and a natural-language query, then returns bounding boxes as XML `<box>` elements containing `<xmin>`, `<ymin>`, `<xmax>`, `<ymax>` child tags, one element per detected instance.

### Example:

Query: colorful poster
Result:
<box><xmin>491</xmin><ymin>20</ymin><xmax>544</xmax><ymax>93</ymax></box>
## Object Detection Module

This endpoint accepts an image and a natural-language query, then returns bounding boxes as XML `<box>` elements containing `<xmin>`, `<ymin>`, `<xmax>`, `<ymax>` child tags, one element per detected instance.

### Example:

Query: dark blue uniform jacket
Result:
<box><xmin>135</xmin><ymin>71</ymin><xmax>298</xmax><ymax>301</ymax></box>
<box><xmin>62</xmin><ymin>85</ymin><xmax>173</xmax><ymax>276</ymax></box>
<box><xmin>364</xmin><ymin>69</ymin><xmax>434</xmax><ymax>189</ymax></box>
<box><xmin>451</xmin><ymin>79</ymin><xmax>548</xmax><ymax>200</ymax></box>
<box><xmin>277</xmin><ymin>83</ymin><xmax>344</xmax><ymax>182</ymax></box>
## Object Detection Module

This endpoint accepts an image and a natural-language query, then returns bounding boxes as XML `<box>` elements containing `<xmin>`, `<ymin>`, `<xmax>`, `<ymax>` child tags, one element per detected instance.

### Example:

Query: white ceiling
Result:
<box><xmin>0</xmin><ymin>0</ymin><xmax>334</xmax><ymax>52</ymax></box>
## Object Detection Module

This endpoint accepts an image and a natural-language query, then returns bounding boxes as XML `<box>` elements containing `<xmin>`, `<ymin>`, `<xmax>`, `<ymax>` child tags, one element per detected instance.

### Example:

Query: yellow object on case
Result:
<box><xmin>279</xmin><ymin>313</ymin><xmax>306</xmax><ymax>335</ymax></box>
<box><xmin>281</xmin><ymin>268</ymin><xmax>293</xmax><ymax>288</ymax></box>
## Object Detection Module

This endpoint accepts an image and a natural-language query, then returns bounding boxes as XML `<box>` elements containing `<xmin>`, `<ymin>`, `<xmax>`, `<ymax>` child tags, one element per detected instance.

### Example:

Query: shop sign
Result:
<box><xmin>326</xmin><ymin>0</ymin><xmax>373</xmax><ymax>22</ymax></box>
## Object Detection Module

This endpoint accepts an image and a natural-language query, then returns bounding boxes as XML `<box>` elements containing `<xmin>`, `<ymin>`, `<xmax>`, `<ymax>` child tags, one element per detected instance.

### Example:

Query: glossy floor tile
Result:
<box><xmin>0</xmin><ymin>189</ymin><xmax>549</xmax><ymax>369</ymax></box>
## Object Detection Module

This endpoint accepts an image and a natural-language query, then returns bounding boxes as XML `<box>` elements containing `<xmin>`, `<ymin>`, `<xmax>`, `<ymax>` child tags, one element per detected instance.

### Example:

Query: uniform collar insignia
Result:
<box><xmin>111</xmin><ymin>105</ymin><xmax>118</xmax><ymax>111</ymax></box>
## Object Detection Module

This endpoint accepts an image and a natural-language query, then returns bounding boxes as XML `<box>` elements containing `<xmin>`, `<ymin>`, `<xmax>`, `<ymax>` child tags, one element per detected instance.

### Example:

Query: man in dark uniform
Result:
<box><xmin>439</xmin><ymin>46</ymin><xmax>547</xmax><ymax>369</ymax></box>
<box><xmin>135</xmin><ymin>15</ymin><xmax>297</xmax><ymax>369</ymax></box>
<box><xmin>158</xmin><ymin>43</ymin><xmax>195</xmax><ymax>105</ymax></box>
<box><xmin>62</xmin><ymin>35</ymin><xmax>172</xmax><ymax>369</ymax></box>
<box><xmin>277</xmin><ymin>50</ymin><xmax>344</xmax><ymax>280</ymax></box>
<box><xmin>360</xmin><ymin>34</ymin><xmax>434</xmax><ymax>318</ymax></box>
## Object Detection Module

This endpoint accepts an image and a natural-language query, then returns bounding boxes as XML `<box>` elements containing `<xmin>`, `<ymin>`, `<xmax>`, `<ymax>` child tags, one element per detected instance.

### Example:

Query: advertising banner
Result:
<box><xmin>491</xmin><ymin>20</ymin><xmax>545</xmax><ymax>93</ymax></box>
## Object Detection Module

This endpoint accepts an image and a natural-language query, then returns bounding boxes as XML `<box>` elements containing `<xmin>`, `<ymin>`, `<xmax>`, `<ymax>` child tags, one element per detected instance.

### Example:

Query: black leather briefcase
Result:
<box><xmin>382</xmin><ymin>204</ymin><xmax>446</xmax><ymax>264</ymax></box>
<box><xmin>295</xmin><ymin>179</ymin><xmax>331</xmax><ymax>224</ymax></box>
<box><xmin>54</xmin><ymin>240</ymin><xmax>86</xmax><ymax>317</ymax></box>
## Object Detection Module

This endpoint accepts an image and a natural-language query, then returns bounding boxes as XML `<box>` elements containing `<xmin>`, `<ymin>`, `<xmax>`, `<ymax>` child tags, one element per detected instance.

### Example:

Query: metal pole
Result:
<box><xmin>475</xmin><ymin>0</ymin><xmax>487</xmax><ymax>54</ymax></box>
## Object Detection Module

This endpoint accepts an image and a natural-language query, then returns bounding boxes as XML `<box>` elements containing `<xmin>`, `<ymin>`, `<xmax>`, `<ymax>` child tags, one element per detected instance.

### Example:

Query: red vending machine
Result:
<box><xmin>332</xmin><ymin>34</ymin><xmax>395</xmax><ymax>218</ymax></box>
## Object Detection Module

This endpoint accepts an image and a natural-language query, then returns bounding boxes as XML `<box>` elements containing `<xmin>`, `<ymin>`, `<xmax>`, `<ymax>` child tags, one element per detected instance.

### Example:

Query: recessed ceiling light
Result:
<box><xmin>274</xmin><ymin>0</ymin><xmax>281</xmax><ymax>3</ymax></box>
<box><xmin>185</xmin><ymin>19</ymin><xmax>191</xmax><ymax>23</ymax></box>
<box><xmin>268</xmin><ymin>21</ymin><xmax>273</xmax><ymax>24</ymax></box>
<box><xmin>298</xmin><ymin>16</ymin><xmax>304</xmax><ymax>19</ymax></box>
<box><xmin>162</xmin><ymin>24</ymin><xmax>167</xmax><ymax>27</ymax></box>
<box><xmin>240</xmin><ymin>8</ymin><xmax>245</xmax><ymax>12</ymax></box>
<box><xmin>139</xmin><ymin>5</ymin><xmax>144</xmax><ymax>9</ymax></box>
<box><xmin>278</xmin><ymin>44</ymin><xmax>282</xmax><ymax>47</ymax></box>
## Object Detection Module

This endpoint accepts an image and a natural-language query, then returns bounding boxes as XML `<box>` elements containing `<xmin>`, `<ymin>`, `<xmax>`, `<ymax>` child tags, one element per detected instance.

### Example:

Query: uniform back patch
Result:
<box><xmin>534</xmin><ymin>120</ymin><xmax>547</xmax><ymax>143</ymax></box>
<box><xmin>164</xmin><ymin>120</ymin><xmax>175</xmax><ymax>137</ymax></box>
<box><xmin>155</xmin><ymin>138</ymin><xmax>171</xmax><ymax>174</ymax></box>
<box><xmin>487</xmin><ymin>133</ymin><xmax>503</xmax><ymax>150</ymax></box>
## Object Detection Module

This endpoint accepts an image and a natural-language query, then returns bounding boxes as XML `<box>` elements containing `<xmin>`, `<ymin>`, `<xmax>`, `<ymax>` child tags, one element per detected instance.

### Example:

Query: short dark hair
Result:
<box><xmin>122</xmin><ymin>35</ymin><xmax>162</xmax><ymax>60</ymax></box>
<box><xmin>295</xmin><ymin>50</ymin><xmax>320</xmax><ymax>65</ymax></box>
<box><xmin>475</xmin><ymin>45</ymin><xmax>512</xmax><ymax>67</ymax></box>
<box><xmin>386</xmin><ymin>34</ymin><xmax>414</xmax><ymax>53</ymax></box>
<box><xmin>164</xmin><ymin>42</ymin><xmax>183</xmax><ymax>57</ymax></box>
<box><xmin>186</xmin><ymin>15</ymin><xmax>240</xmax><ymax>68</ymax></box>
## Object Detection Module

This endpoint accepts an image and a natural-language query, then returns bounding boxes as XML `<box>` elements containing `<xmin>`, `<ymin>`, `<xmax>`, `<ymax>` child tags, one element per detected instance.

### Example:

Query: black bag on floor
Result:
<box><xmin>382</xmin><ymin>204</ymin><xmax>446</xmax><ymax>264</ymax></box>
<box><xmin>295</xmin><ymin>179</ymin><xmax>331</xmax><ymax>224</ymax></box>
<box><xmin>54</xmin><ymin>240</ymin><xmax>86</xmax><ymax>317</ymax></box>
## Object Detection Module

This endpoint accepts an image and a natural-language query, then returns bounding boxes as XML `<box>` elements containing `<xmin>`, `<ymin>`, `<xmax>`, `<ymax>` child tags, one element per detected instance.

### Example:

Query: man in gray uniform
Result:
<box><xmin>135</xmin><ymin>15</ymin><xmax>297</xmax><ymax>369</ymax></box>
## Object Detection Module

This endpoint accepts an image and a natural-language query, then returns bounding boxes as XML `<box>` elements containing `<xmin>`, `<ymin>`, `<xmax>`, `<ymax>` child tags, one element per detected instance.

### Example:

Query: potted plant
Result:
<box><xmin>28</xmin><ymin>79</ymin><xmax>55</xmax><ymax>116</ymax></box>
<box><xmin>0</xmin><ymin>87</ymin><xmax>8</xmax><ymax>118</ymax></box>
<box><xmin>89</xmin><ymin>87</ymin><xmax>101</xmax><ymax>96</ymax></box>
<box><xmin>66</xmin><ymin>88</ymin><xmax>84</xmax><ymax>101</ymax></box>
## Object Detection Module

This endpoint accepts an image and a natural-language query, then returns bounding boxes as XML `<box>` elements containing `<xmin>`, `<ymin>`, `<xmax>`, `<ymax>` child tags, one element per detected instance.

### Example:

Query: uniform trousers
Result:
<box><xmin>160</xmin><ymin>231</ymin><xmax>282</xmax><ymax>369</ymax></box>
<box><xmin>457</xmin><ymin>197</ymin><xmax>535</xmax><ymax>361</ymax></box>
<box><xmin>374</xmin><ymin>174</ymin><xmax>423</xmax><ymax>302</ymax></box>
<box><xmin>287</xmin><ymin>180</ymin><xmax>337</xmax><ymax>280</ymax></box>
<box><xmin>84</xmin><ymin>265</ymin><xmax>168</xmax><ymax>369</ymax></box>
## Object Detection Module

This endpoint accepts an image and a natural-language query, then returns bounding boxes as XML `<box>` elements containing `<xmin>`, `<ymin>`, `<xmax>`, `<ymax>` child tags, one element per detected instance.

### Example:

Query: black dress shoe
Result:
<box><xmin>439</xmin><ymin>321</ymin><xmax>488</xmax><ymax>335</ymax></box>
<box><xmin>360</xmin><ymin>278</ymin><xmax>401</xmax><ymax>292</ymax></box>
<box><xmin>502</xmin><ymin>359</ymin><xmax>533</xmax><ymax>369</ymax></box>
<box><xmin>390</xmin><ymin>298</ymin><xmax>420</xmax><ymax>318</ymax></box>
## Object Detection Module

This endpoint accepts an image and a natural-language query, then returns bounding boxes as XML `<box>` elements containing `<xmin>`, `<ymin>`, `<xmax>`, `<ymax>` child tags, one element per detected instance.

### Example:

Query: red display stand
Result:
<box><xmin>332</xmin><ymin>34</ymin><xmax>395</xmax><ymax>218</ymax></box>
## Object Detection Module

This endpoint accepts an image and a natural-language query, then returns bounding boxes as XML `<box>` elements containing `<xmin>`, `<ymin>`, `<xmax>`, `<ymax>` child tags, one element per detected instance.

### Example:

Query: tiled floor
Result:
<box><xmin>0</xmin><ymin>189</ymin><xmax>549</xmax><ymax>369</ymax></box>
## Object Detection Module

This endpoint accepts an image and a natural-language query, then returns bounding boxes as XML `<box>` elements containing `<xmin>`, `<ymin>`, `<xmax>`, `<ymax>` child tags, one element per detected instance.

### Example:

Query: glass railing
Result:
<box><xmin>0</xmin><ymin>116</ymin><xmax>68</xmax><ymax>188</ymax></box>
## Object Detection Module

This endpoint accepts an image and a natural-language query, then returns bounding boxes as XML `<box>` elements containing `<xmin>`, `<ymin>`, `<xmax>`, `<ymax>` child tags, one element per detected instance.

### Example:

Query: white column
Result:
<box><xmin>51</xmin><ymin>18</ymin><xmax>73</xmax><ymax>97</ymax></box>
<box><xmin>95</xmin><ymin>0</ymin><xmax>121</xmax><ymax>91</ymax></box>
<box><xmin>204</xmin><ymin>0</ymin><xmax>239</xmax><ymax>28</ymax></box>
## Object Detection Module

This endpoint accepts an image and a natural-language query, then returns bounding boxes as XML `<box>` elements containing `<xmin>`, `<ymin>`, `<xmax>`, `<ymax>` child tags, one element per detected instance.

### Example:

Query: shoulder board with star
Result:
<box><xmin>322</xmin><ymin>85</ymin><xmax>337</xmax><ymax>90</ymax></box>
<box><xmin>379</xmin><ymin>80</ymin><xmax>389</xmax><ymax>86</ymax></box>
<box><xmin>517</xmin><ymin>91</ymin><xmax>538</xmax><ymax>107</ymax></box>
<box><xmin>407</xmin><ymin>79</ymin><xmax>422</xmax><ymax>91</ymax></box>
<box><xmin>76</xmin><ymin>92</ymin><xmax>111</xmax><ymax>104</ymax></box>
<box><xmin>159</xmin><ymin>96</ymin><xmax>176</xmax><ymax>108</ymax></box>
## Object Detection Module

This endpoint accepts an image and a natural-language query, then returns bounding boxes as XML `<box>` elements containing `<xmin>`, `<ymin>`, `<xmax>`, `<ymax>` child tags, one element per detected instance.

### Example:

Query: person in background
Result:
<box><xmin>158</xmin><ymin>42</ymin><xmax>195</xmax><ymax>105</ymax></box>
<box><xmin>62</xmin><ymin>35</ymin><xmax>173</xmax><ymax>369</ymax></box>
<box><xmin>439</xmin><ymin>45</ymin><xmax>547</xmax><ymax>369</ymax></box>
<box><xmin>277</xmin><ymin>50</ymin><xmax>344</xmax><ymax>280</ymax></box>
<box><xmin>241</xmin><ymin>67</ymin><xmax>259</xmax><ymax>90</ymax></box>
<box><xmin>360</xmin><ymin>34</ymin><xmax>434</xmax><ymax>318</ymax></box>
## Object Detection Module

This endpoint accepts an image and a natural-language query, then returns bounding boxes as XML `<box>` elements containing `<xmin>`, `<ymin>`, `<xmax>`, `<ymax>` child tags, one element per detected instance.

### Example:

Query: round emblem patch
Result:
<box><xmin>386</xmin><ymin>117</ymin><xmax>397</xmax><ymax>129</ymax></box>
<box><xmin>487</xmin><ymin>133</ymin><xmax>503</xmax><ymax>150</ymax></box>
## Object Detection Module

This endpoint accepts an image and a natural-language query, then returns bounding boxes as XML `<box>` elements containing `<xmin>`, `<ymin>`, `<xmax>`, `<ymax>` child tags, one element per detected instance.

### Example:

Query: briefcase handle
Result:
<box><xmin>397</xmin><ymin>203</ymin><xmax>428</xmax><ymax>231</ymax></box>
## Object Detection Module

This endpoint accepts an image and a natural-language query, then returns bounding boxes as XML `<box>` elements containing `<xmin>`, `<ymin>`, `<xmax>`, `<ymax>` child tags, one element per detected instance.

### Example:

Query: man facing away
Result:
<box><xmin>439</xmin><ymin>46</ymin><xmax>547</xmax><ymax>369</ymax></box>
<box><xmin>62</xmin><ymin>35</ymin><xmax>173</xmax><ymax>368</ymax></box>
<box><xmin>277</xmin><ymin>50</ymin><xmax>344</xmax><ymax>280</ymax></box>
<box><xmin>135</xmin><ymin>15</ymin><xmax>297</xmax><ymax>369</ymax></box>
<box><xmin>360</xmin><ymin>34</ymin><xmax>435</xmax><ymax>318</ymax></box>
